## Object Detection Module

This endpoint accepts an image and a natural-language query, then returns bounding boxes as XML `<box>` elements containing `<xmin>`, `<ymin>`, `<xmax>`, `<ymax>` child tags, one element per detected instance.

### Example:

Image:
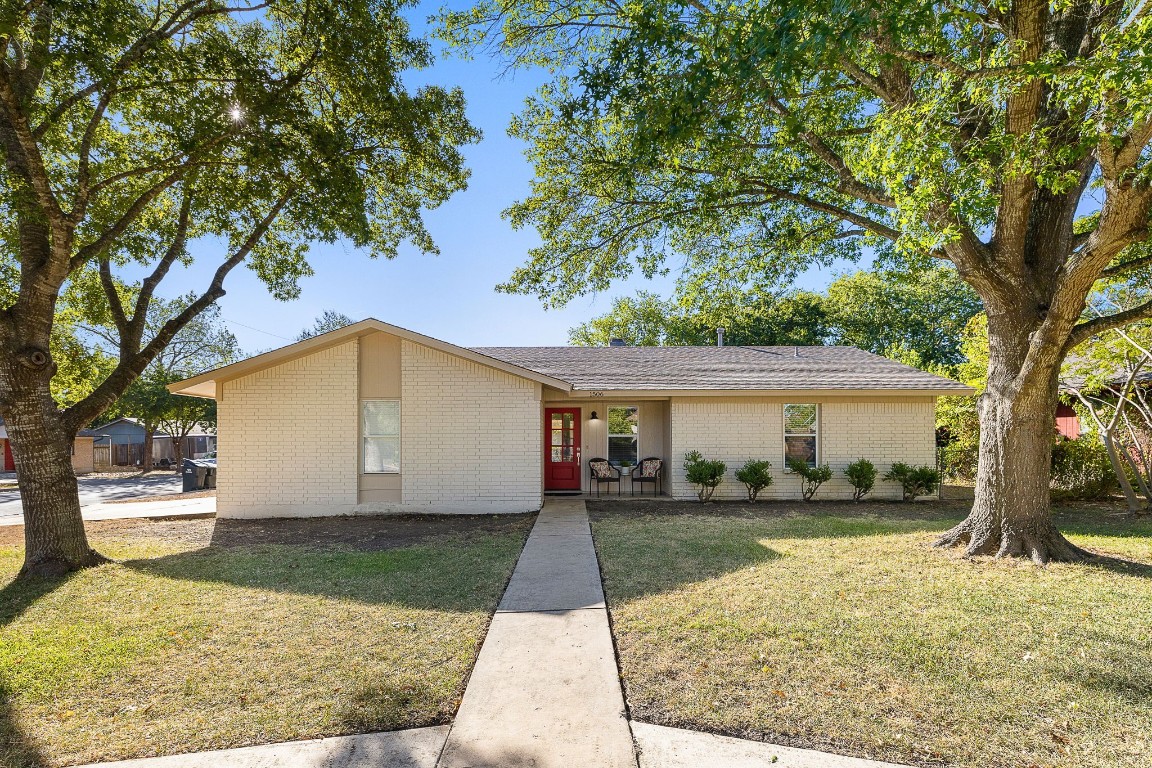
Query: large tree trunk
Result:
<box><xmin>5</xmin><ymin>398</ymin><xmax>105</xmax><ymax>577</ymax></box>
<box><xmin>935</xmin><ymin>315</ymin><xmax>1092</xmax><ymax>564</ymax></box>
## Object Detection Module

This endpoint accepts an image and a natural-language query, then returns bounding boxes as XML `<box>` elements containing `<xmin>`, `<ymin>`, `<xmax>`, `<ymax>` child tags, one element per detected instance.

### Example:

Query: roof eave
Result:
<box><xmin>552</xmin><ymin>386</ymin><xmax>976</xmax><ymax>397</ymax></box>
<box><xmin>168</xmin><ymin>318</ymin><xmax>573</xmax><ymax>399</ymax></box>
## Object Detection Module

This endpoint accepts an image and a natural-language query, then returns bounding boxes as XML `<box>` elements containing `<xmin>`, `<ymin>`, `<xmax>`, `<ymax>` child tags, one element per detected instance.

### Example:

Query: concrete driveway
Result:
<box><xmin>0</xmin><ymin>473</ymin><xmax>183</xmax><ymax>525</ymax></box>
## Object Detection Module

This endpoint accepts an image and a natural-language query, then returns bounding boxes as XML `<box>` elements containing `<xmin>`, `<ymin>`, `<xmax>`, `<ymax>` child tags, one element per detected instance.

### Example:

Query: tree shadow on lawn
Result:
<box><xmin>120</xmin><ymin>515</ymin><xmax>537</xmax><ymax>613</ymax></box>
<box><xmin>0</xmin><ymin>574</ymin><xmax>75</xmax><ymax>768</ymax></box>
<box><xmin>588</xmin><ymin>499</ymin><xmax>1152</xmax><ymax>597</ymax></box>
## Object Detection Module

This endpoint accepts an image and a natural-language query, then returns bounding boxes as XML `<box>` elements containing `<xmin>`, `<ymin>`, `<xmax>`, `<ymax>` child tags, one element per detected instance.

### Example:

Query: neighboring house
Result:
<box><xmin>1055</xmin><ymin>403</ymin><xmax>1081</xmax><ymax>440</ymax></box>
<box><xmin>170</xmin><ymin>319</ymin><xmax>972</xmax><ymax>519</ymax></box>
<box><xmin>0</xmin><ymin>420</ymin><xmax>95</xmax><ymax>475</ymax></box>
<box><xmin>91</xmin><ymin>417</ymin><xmax>216</xmax><ymax>469</ymax></box>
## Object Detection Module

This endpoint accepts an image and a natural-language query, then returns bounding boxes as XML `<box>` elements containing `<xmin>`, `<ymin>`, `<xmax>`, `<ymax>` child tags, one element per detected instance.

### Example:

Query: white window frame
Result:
<box><xmin>362</xmin><ymin>399</ymin><xmax>400</xmax><ymax>474</ymax></box>
<box><xmin>783</xmin><ymin>403</ymin><xmax>819</xmax><ymax>470</ymax></box>
<box><xmin>606</xmin><ymin>405</ymin><xmax>640</xmax><ymax>467</ymax></box>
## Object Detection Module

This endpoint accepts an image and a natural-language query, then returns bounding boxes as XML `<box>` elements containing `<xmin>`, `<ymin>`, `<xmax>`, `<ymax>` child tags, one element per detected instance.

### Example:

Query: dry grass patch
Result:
<box><xmin>590</xmin><ymin>501</ymin><xmax>1152</xmax><ymax>768</ymax></box>
<box><xmin>0</xmin><ymin>515</ymin><xmax>532</xmax><ymax>768</ymax></box>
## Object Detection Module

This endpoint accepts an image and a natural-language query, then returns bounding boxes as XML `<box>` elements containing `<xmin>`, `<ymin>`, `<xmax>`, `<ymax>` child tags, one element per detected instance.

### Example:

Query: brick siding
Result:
<box><xmin>398</xmin><ymin>340</ymin><xmax>542</xmax><ymax>513</ymax></box>
<box><xmin>217</xmin><ymin>340</ymin><xmax>358</xmax><ymax>516</ymax></box>
<box><xmin>669</xmin><ymin>397</ymin><xmax>937</xmax><ymax>501</ymax></box>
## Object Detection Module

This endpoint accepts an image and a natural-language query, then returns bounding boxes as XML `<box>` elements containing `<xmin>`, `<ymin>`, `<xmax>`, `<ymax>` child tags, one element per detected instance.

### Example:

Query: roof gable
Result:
<box><xmin>168</xmin><ymin>318</ymin><xmax>572</xmax><ymax>399</ymax></box>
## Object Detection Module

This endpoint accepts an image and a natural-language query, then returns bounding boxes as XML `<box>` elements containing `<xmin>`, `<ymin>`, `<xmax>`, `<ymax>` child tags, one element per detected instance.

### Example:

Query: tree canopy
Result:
<box><xmin>1</xmin><ymin>0</ymin><xmax>479</xmax><ymax>575</ymax></box>
<box><xmin>570</xmin><ymin>266</ymin><xmax>980</xmax><ymax>367</ymax></box>
<box><xmin>297</xmin><ymin>310</ymin><xmax>355</xmax><ymax>340</ymax></box>
<box><xmin>3</xmin><ymin>0</ymin><xmax>478</xmax><ymax>430</ymax></box>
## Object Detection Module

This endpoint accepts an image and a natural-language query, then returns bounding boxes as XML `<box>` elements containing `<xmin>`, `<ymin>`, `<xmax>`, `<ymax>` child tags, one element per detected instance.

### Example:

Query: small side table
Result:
<box><xmin>620</xmin><ymin>466</ymin><xmax>634</xmax><ymax>494</ymax></box>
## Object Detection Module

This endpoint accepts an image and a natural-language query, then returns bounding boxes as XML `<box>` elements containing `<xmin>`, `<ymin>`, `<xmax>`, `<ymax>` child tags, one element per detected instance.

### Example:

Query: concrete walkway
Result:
<box><xmin>633</xmin><ymin>723</ymin><xmax>909</xmax><ymax>768</ymax></box>
<box><xmin>75</xmin><ymin>727</ymin><xmax>449</xmax><ymax>768</ymax></box>
<box><xmin>436</xmin><ymin>498</ymin><xmax>637</xmax><ymax>768</ymax></box>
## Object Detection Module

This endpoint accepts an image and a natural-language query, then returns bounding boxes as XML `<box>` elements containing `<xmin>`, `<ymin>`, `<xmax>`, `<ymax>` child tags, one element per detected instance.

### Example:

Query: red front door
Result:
<box><xmin>545</xmin><ymin>408</ymin><xmax>582</xmax><ymax>490</ymax></box>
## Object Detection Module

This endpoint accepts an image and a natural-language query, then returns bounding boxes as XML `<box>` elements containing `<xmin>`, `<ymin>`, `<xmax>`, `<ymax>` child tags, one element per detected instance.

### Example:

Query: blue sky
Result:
<box><xmin>161</xmin><ymin>3</ymin><xmax>855</xmax><ymax>353</ymax></box>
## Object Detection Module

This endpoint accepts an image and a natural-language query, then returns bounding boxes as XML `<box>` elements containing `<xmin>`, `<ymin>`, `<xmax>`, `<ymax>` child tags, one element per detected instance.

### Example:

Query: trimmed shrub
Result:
<box><xmin>787</xmin><ymin>458</ymin><xmax>833</xmax><ymax>501</ymax></box>
<box><xmin>884</xmin><ymin>462</ymin><xmax>941</xmax><ymax>501</ymax></box>
<box><xmin>1050</xmin><ymin>438</ymin><xmax>1117</xmax><ymax>500</ymax></box>
<box><xmin>734</xmin><ymin>459</ymin><xmax>774</xmax><ymax>502</ymax></box>
<box><xmin>844</xmin><ymin>458</ymin><xmax>877</xmax><ymax>501</ymax></box>
<box><xmin>684</xmin><ymin>450</ymin><xmax>726</xmax><ymax>502</ymax></box>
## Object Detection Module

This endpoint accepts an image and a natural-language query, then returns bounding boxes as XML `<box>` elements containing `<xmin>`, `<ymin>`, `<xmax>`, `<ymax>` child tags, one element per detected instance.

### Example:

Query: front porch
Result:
<box><xmin>542</xmin><ymin>399</ymin><xmax>671</xmax><ymax>497</ymax></box>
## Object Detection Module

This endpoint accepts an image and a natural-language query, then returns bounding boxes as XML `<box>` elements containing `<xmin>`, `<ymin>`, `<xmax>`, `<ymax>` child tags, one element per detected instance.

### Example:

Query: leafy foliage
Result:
<box><xmin>1050</xmin><ymin>438</ymin><xmax>1118</xmax><ymax>501</ymax></box>
<box><xmin>884</xmin><ymin>463</ymin><xmax>941</xmax><ymax>502</ymax></box>
<box><xmin>296</xmin><ymin>311</ymin><xmax>356</xmax><ymax>341</ymax></box>
<box><xmin>787</xmin><ymin>458</ymin><xmax>832</xmax><ymax>501</ymax></box>
<box><xmin>825</xmin><ymin>268</ymin><xmax>981</xmax><ymax>366</ymax></box>
<box><xmin>569</xmin><ymin>267</ymin><xmax>979</xmax><ymax>369</ymax></box>
<box><xmin>683</xmin><ymin>450</ymin><xmax>726</xmax><ymax>502</ymax></box>
<box><xmin>844</xmin><ymin>459</ymin><xmax>877</xmax><ymax>502</ymax></box>
<box><xmin>569</xmin><ymin>290</ymin><xmax>828</xmax><ymax>347</ymax></box>
<box><xmin>734</xmin><ymin>459</ymin><xmax>774</xmax><ymax>502</ymax></box>
<box><xmin>2</xmin><ymin>0</ymin><xmax>479</xmax><ymax>426</ymax></box>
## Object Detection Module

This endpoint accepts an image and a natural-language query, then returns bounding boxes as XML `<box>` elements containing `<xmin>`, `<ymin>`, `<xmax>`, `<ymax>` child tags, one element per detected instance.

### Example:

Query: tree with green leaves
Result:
<box><xmin>296</xmin><ymin>310</ymin><xmax>355</xmax><ymax>341</ymax></box>
<box><xmin>825</xmin><ymin>266</ymin><xmax>981</xmax><ymax>366</ymax></box>
<box><xmin>444</xmin><ymin>0</ymin><xmax>1152</xmax><ymax>562</ymax></box>
<box><xmin>570</xmin><ymin>266</ymin><xmax>979</xmax><ymax>367</ymax></box>
<box><xmin>569</xmin><ymin>290</ymin><xmax>828</xmax><ymax>346</ymax></box>
<box><xmin>1</xmin><ymin>0</ymin><xmax>478</xmax><ymax>576</ymax></box>
<box><xmin>103</xmin><ymin>301</ymin><xmax>239</xmax><ymax>469</ymax></box>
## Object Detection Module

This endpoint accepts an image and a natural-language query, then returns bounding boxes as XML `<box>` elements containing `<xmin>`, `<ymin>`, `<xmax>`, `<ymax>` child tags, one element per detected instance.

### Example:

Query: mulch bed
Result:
<box><xmin>587</xmin><ymin>497</ymin><xmax>971</xmax><ymax>522</ymax></box>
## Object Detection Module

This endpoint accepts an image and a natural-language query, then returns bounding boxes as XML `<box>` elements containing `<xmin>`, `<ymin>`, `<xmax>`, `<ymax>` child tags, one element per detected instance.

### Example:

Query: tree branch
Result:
<box><xmin>68</xmin><ymin>167</ymin><xmax>187</xmax><ymax>271</ymax></box>
<box><xmin>1067</xmin><ymin>297</ymin><xmax>1152</xmax><ymax>350</ymax></box>
<box><xmin>63</xmin><ymin>189</ymin><xmax>294</xmax><ymax>430</ymax></box>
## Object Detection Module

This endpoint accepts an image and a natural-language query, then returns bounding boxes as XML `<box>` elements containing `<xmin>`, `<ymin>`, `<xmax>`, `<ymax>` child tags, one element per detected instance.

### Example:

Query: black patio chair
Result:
<box><xmin>588</xmin><ymin>458</ymin><xmax>621</xmax><ymax>496</ymax></box>
<box><xmin>631</xmin><ymin>457</ymin><xmax>663</xmax><ymax>496</ymax></box>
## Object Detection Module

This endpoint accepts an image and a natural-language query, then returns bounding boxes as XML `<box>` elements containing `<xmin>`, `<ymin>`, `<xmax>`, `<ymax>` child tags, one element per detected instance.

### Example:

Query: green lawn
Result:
<box><xmin>0</xmin><ymin>515</ymin><xmax>532</xmax><ymax>768</ymax></box>
<box><xmin>589</xmin><ymin>500</ymin><xmax>1152</xmax><ymax>768</ymax></box>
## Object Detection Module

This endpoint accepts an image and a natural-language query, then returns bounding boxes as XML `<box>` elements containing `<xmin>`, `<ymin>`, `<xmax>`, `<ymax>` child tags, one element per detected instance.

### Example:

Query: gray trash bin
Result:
<box><xmin>182</xmin><ymin>459</ymin><xmax>202</xmax><ymax>492</ymax></box>
<box><xmin>182</xmin><ymin>458</ymin><xmax>216</xmax><ymax>492</ymax></box>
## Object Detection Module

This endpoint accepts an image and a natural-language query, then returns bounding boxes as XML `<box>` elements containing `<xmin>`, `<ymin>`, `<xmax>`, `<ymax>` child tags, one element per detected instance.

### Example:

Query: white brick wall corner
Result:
<box><xmin>217</xmin><ymin>340</ymin><xmax>359</xmax><ymax>516</ymax></box>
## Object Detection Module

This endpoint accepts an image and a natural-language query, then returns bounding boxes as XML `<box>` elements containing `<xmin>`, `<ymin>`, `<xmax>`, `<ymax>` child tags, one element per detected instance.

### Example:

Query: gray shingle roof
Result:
<box><xmin>469</xmin><ymin>345</ymin><xmax>970</xmax><ymax>392</ymax></box>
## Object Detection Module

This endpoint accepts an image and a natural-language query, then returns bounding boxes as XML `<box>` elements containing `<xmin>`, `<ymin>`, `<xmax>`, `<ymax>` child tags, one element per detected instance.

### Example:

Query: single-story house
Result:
<box><xmin>169</xmin><ymin>318</ymin><xmax>973</xmax><ymax>518</ymax></box>
<box><xmin>0</xmin><ymin>420</ymin><xmax>95</xmax><ymax>475</ymax></box>
<box><xmin>91</xmin><ymin>417</ymin><xmax>216</xmax><ymax>469</ymax></box>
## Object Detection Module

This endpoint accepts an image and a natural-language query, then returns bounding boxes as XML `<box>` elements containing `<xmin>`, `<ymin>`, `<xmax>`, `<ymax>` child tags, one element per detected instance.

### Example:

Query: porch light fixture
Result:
<box><xmin>590</xmin><ymin>411</ymin><xmax>598</xmax><ymax>420</ymax></box>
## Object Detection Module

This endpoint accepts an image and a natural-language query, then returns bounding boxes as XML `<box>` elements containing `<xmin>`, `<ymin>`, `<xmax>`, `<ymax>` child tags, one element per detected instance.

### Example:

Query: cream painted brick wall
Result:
<box><xmin>400</xmin><ymin>340</ymin><xmax>542</xmax><ymax>511</ymax></box>
<box><xmin>670</xmin><ymin>397</ymin><xmax>937</xmax><ymax>501</ymax></box>
<box><xmin>218</xmin><ymin>340</ymin><xmax>358</xmax><ymax>516</ymax></box>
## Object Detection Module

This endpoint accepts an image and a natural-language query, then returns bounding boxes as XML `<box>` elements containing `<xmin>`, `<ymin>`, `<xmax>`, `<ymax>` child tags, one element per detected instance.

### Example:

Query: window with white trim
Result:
<box><xmin>362</xmin><ymin>400</ymin><xmax>400</xmax><ymax>473</ymax></box>
<box><xmin>607</xmin><ymin>406</ymin><xmax>638</xmax><ymax>465</ymax></box>
<box><xmin>784</xmin><ymin>403</ymin><xmax>818</xmax><ymax>468</ymax></box>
